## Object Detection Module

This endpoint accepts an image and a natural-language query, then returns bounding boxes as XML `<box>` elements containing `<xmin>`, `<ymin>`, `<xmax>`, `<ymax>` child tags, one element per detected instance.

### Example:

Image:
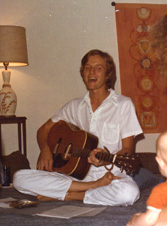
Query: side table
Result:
<box><xmin>0</xmin><ymin>116</ymin><xmax>27</xmax><ymax>157</ymax></box>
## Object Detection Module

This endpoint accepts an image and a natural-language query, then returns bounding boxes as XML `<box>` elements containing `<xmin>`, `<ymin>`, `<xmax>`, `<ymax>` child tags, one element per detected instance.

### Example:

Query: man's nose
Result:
<box><xmin>90</xmin><ymin>67</ymin><xmax>95</xmax><ymax>74</ymax></box>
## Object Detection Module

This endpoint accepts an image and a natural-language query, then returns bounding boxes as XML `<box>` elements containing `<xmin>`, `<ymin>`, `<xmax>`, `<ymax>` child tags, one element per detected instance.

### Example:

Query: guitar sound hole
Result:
<box><xmin>53</xmin><ymin>153</ymin><xmax>68</xmax><ymax>168</ymax></box>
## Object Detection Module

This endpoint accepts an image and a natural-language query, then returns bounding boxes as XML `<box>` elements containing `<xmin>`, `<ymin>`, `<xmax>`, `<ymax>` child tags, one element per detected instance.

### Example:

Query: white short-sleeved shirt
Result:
<box><xmin>51</xmin><ymin>89</ymin><xmax>142</xmax><ymax>155</ymax></box>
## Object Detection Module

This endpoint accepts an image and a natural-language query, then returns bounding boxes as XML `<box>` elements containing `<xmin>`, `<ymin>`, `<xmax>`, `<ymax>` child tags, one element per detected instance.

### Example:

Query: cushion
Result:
<box><xmin>1</xmin><ymin>151</ymin><xmax>31</xmax><ymax>182</ymax></box>
<box><xmin>130</xmin><ymin>153</ymin><xmax>164</xmax><ymax>191</ymax></box>
<box><xmin>137</xmin><ymin>152</ymin><xmax>159</xmax><ymax>174</ymax></box>
<box><xmin>131</xmin><ymin>167</ymin><xmax>163</xmax><ymax>191</ymax></box>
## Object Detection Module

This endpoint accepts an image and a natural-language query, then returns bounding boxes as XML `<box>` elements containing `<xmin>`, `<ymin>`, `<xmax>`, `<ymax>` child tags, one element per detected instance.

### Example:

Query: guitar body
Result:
<box><xmin>48</xmin><ymin>120</ymin><xmax>98</xmax><ymax>180</ymax></box>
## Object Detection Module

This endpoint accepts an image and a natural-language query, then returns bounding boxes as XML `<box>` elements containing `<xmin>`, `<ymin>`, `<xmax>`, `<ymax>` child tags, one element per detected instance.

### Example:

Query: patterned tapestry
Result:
<box><xmin>115</xmin><ymin>3</ymin><xmax>167</xmax><ymax>134</ymax></box>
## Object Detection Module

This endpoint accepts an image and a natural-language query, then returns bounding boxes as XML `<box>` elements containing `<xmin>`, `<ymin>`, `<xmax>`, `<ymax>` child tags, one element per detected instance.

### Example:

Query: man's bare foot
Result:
<box><xmin>68</xmin><ymin>171</ymin><xmax>122</xmax><ymax>193</ymax></box>
<box><xmin>95</xmin><ymin>172</ymin><xmax>121</xmax><ymax>188</ymax></box>
<box><xmin>37</xmin><ymin>194</ymin><xmax>58</xmax><ymax>201</ymax></box>
<box><xmin>65</xmin><ymin>191</ymin><xmax>85</xmax><ymax>201</ymax></box>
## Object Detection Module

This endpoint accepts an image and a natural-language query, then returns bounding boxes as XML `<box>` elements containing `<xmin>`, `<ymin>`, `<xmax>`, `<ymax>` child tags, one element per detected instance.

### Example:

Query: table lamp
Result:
<box><xmin>0</xmin><ymin>25</ymin><xmax>28</xmax><ymax>117</ymax></box>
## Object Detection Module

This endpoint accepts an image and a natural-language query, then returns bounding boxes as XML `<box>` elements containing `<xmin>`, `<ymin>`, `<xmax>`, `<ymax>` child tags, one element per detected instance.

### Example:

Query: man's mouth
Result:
<box><xmin>89</xmin><ymin>77</ymin><xmax>97</xmax><ymax>82</ymax></box>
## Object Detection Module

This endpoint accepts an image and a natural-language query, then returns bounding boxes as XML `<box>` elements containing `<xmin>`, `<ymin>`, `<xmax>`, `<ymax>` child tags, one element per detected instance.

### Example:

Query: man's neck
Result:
<box><xmin>89</xmin><ymin>89</ymin><xmax>110</xmax><ymax>112</ymax></box>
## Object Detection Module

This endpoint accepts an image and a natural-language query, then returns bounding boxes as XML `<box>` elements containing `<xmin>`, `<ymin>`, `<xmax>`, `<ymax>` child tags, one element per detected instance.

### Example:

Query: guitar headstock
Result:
<box><xmin>95</xmin><ymin>150</ymin><xmax>141</xmax><ymax>175</ymax></box>
<box><xmin>115</xmin><ymin>153</ymin><xmax>141</xmax><ymax>175</ymax></box>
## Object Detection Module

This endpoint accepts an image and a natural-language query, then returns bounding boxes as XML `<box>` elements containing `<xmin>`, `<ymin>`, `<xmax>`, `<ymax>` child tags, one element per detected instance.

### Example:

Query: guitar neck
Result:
<box><xmin>71</xmin><ymin>147</ymin><xmax>114</xmax><ymax>163</ymax></box>
<box><xmin>71</xmin><ymin>147</ymin><xmax>92</xmax><ymax>158</ymax></box>
<box><xmin>71</xmin><ymin>147</ymin><xmax>140</xmax><ymax>175</ymax></box>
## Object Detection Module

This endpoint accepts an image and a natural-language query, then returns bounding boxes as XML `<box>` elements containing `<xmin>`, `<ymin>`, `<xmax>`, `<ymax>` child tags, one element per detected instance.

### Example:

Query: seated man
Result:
<box><xmin>13</xmin><ymin>49</ymin><xmax>143</xmax><ymax>206</ymax></box>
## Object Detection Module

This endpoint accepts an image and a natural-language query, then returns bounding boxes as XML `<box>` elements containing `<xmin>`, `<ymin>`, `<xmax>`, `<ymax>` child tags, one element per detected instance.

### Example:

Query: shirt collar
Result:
<box><xmin>105</xmin><ymin>89</ymin><xmax>118</xmax><ymax>106</ymax></box>
<box><xmin>79</xmin><ymin>89</ymin><xmax>118</xmax><ymax>109</ymax></box>
<box><xmin>79</xmin><ymin>92</ymin><xmax>90</xmax><ymax>109</ymax></box>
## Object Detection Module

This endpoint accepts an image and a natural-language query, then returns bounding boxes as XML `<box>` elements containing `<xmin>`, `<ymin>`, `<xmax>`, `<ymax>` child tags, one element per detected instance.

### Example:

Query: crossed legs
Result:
<box><xmin>38</xmin><ymin>172</ymin><xmax>115</xmax><ymax>201</ymax></box>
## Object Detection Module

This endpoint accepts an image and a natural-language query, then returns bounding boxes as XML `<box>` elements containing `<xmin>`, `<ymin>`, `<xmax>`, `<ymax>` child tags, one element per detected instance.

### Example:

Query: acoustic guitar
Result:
<box><xmin>48</xmin><ymin>120</ymin><xmax>141</xmax><ymax>180</ymax></box>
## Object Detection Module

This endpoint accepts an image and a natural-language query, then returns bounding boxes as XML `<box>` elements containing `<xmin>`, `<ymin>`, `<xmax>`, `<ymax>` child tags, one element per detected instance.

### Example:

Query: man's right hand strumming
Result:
<box><xmin>37</xmin><ymin>147</ymin><xmax>53</xmax><ymax>172</ymax></box>
<box><xmin>36</xmin><ymin>119</ymin><xmax>55</xmax><ymax>172</ymax></box>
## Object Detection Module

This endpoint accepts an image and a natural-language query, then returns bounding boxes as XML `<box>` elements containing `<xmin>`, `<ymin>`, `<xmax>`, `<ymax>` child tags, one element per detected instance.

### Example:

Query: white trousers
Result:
<box><xmin>13</xmin><ymin>166</ymin><xmax>140</xmax><ymax>206</ymax></box>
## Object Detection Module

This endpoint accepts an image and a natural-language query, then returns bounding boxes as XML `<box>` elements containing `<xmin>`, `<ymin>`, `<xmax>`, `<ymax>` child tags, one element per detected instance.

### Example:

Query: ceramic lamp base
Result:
<box><xmin>0</xmin><ymin>70</ymin><xmax>17</xmax><ymax>116</ymax></box>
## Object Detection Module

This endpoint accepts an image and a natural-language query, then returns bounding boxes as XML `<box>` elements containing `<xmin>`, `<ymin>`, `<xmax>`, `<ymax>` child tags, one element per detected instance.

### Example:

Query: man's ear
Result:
<box><xmin>155</xmin><ymin>156</ymin><xmax>165</xmax><ymax>168</ymax></box>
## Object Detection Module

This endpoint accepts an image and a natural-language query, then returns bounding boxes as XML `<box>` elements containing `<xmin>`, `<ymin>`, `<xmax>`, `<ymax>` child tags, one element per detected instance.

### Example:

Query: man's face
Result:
<box><xmin>82</xmin><ymin>55</ymin><xmax>107</xmax><ymax>92</ymax></box>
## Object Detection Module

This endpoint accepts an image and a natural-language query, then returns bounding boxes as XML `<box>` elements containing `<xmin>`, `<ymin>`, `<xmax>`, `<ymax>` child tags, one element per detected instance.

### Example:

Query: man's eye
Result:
<box><xmin>95</xmin><ymin>67</ymin><xmax>103</xmax><ymax>71</ymax></box>
<box><xmin>84</xmin><ymin>67</ymin><xmax>90</xmax><ymax>71</ymax></box>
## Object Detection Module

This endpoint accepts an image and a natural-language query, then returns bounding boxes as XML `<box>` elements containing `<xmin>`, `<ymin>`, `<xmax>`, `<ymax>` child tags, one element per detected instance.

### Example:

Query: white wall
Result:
<box><xmin>0</xmin><ymin>0</ymin><xmax>167</xmax><ymax>169</ymax></box>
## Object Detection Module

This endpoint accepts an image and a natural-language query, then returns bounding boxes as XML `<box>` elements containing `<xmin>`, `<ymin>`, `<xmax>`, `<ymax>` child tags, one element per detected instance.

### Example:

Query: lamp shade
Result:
<box><xmin>0</xmin><ymin>25</ymin><xmax>28</xmax><ymax>67</ymax></box>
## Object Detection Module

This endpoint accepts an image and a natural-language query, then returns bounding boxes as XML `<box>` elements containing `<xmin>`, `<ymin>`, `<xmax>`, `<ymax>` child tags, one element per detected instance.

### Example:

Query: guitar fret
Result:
<box><xmin>72</xmin><ymin>148</ymin><xmax>90</xmax><ymax>158</ymax></box>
